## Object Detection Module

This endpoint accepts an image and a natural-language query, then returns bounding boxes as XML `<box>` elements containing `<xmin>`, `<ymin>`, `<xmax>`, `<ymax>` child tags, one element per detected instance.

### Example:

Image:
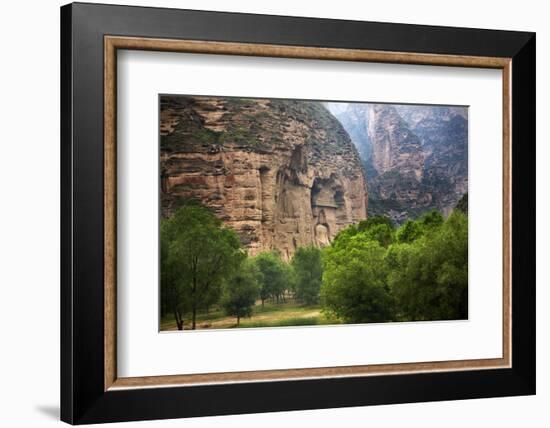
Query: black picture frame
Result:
<box><xmin>61</xmin><ymin>2</ymin><xmax>535</xmax><ymax>424</ymax></box>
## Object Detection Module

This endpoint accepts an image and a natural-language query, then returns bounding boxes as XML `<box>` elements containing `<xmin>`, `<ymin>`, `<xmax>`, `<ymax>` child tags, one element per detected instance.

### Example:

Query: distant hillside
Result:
<box><xmin>329</xmin><ymin>102</ymin><xmax>468</xmax><ymax>223</ymax></box>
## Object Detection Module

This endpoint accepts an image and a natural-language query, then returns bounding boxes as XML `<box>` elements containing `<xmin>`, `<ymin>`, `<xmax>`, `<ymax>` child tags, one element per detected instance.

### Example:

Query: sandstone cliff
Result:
<box><xmin>161</xmin><ymin>96</ymin><xmax>368</xmax><ymax>260</ymax></box>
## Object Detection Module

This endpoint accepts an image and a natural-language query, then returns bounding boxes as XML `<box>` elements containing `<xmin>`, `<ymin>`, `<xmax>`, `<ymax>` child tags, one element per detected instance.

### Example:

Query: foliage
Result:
<box><xmin>388</xmin><ymin>210</ymin><xmax>468</xmax><ymax>321</ymax></box>
<box><xmin>194</xmin><ymin>128</ymin><xmax>219</xmax><ymax>144</ymax></box>
<box><xmin>160</xmin><ymin>225</ymin><xmax>188</xmax><ymax>330</ymax></box>
<box><xmin>253</xmin><ymin>252</ymin><xmax>293</xmax><ymax>305</ymax></box>
<box><xmin>222</xmin><ymin>259</ymin><xmax>260</xmax><ymax>324</ymax></box>
<box><xmin>160</xmin><ymin>201</ymin><xmax>243</xmax><ymax>329</ymax></box>
<box><xmin>219</xmin><ymin>126</ymin><xmax>261</xmax><ymax>146</ymax></box>
<box><xmin>291</xmin><ymin>246</ymin><xmax>323</xmax><ymax>305</ymax></box>
<box><xmin>395</xmin><ymin>219</ymin><xmax>423</xmax><ymax>243</ymax></box>
<box><xmin>361</xmin><ymin>224</ymin><xmax>395</xmax><ymax>248</ymax></box>
<box><xmin>160</xmin><ymin>198</ymin><xmax>467</xmax><ymax>330</ymax></box>
<box><xmin>321</xmin><ymin>236</ymin><xmax>394</xmax><ymax>323</ymax></box>
<box><xmin>419</xmin><ymin>210</ymin><xmax>444</xmax><ymax>229</ymax></box>
<box><xmin>357</xmin><ymin>215</ymin><xmax>394</xmax><ymax>232</ymax></box>
<box><xmin>331</xmin><ymin>215</ymin><xmax>394</xmax><ymax>248</ymax></box>
<box><xmin>395</xmin><ymin>211</ymin><xmax>443</xmax><ymax>243</ymax></box>
<box><xmin>321</xmin><ymin>210</ymin><xmax>468</xmax><ymax>323</ymax></box>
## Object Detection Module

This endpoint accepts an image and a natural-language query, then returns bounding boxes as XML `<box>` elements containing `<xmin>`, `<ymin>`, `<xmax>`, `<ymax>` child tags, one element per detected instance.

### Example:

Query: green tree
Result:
<box><xmin>253</xmin><ymin>252</ymin><xmax>290</xmax><ymax>306</ymax></box>
<box><xmin>291</xmin><ymin>246</ymin><xmax>323</xmax><ymax>305</ymax></box>
<box><xmin>334</xmin><ymin>216</ymin><xmax>395</xmax><ymax>248</ymax></box>
<box><xmin>321</xmin><ymin>235</ymin><xmax>394</xmax><ymax>323</ymax></box>
<box><xmin>395</xmin><ymin>211</ymin><xmax>443</xmax><ymax>244</ymax></box>
<box><xmin>395</xmin><ymin>219</ymin><xmax>423</xmax><ymax>243</ymax></box>
<box><xmin>357</xmin><ymin>215</ymin><xmax>394</xmax><ymax>232</ymax></box>
<box><xmin>361</xmin><ymin>223</ymin><xmax>395</xmax><ymax>247</ymax></box>
<box><xmin>222</xmin><ymin>259</ymin><xmax>260</xmax><ymax>325</ymax></box>
<box><xmin>160</xmin><ymin>222</ymin><xmax>188</xmax><ymax>330</ymax></box>
<box><xmin>419</xmin><ymin>210</ymin><xmax>444</xmax><ymax>229</ymax></box>
<box><xmin>320</xmin><ymin>210</ymin><xmax>467</xmax><ymax>325</ymax></box>
<box><xmin>161</xmin><ymin>202</ymin><xmax>243</xmax><ymax>329</ymax></box>
<box><xmin>388</xmin><ymin>211</ymin><xmax>468</xmax><ymax>321</ymax></box>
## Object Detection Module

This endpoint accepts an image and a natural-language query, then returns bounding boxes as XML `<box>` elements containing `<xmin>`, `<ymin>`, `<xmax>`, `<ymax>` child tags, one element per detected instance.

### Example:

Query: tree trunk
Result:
<box><xmin>175</xmin><ymin>310</ymin><xmax>183</xmax><ymax>330</ymax></box>
<box><xmin>192</xmin><ymin>306</ymin><xmax>197</xmax><ymax>330</ymax></box>
<box><xmin>237</xmin><ymin>316</ymin><xmax>240</xmax><ymax>325</ymax></box>
<box><xmin>261</xmin><ymin>298</ymin><xmax>264</xmax><ymax>308</ymax></box>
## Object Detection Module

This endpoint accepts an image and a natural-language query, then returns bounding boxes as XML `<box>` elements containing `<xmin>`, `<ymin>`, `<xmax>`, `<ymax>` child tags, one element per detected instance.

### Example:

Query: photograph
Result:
<box><xmin>159</xmin><ymin>95</ymin><xmax>469</xmax><ymax>331</ymax></box>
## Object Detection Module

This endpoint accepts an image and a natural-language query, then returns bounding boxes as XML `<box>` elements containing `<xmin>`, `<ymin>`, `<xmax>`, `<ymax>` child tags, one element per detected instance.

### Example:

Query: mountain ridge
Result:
<box><xmin>329</xmin><ymin>102</ymin><xmax>468</xmax><ymax>222</ymax></box>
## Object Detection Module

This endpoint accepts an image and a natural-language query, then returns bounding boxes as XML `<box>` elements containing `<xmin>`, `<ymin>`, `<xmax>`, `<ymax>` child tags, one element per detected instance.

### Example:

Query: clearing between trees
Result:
<box><xmin>160</xmin><ymin>300</ymin><xmax>340</xmax><ymax>331</ymax></box>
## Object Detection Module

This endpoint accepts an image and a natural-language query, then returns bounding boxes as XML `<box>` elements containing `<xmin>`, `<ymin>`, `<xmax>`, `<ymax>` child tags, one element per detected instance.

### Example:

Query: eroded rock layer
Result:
<box><xmin>329</xmin><ymin>103</ymin><xmax>467</xmax><ymax>223</ymax></box>
<box><xmin>160</xmin><ymin>96</ymin><xmax>368</xmax><ymax>259</ymax></box>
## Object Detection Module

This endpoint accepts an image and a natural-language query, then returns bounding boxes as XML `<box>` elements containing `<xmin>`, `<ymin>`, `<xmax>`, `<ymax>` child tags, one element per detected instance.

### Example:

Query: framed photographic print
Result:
<box><xmin>60</xmin><ymin>2</ymin><xmax>536</xmax><ymax>424</ymax></box>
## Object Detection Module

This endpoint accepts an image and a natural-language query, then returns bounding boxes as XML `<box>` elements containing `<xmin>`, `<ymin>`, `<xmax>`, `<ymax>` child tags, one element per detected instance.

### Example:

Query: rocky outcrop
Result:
<box><xmin>161</xmin><ymin>96</ymin><xmax>368</xmax><ymax>260</ymax></box>
<box><xmin>368</xmin><ymin>105</ymin><xmax>424</xmax><ymax>180</ymax></box>
<box><xmin>328</xmin><ymin>102</ymin><xmax>467</xmax><ymax>222</ymax></box>
<box><xmin>366</xmin><ymin>105</ymin><xmax>429</xmax><ymax>222</ymax></box>
<box><xmin>395</xmin><ymin>105</ymin><xmax>468</xmax><ymax>215</ymax></box>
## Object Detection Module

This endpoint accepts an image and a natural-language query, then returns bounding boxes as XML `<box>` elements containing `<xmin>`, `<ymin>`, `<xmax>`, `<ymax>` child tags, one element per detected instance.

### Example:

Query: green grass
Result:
<box><xmin>219</xmin><ymin>126</ymin><xmax>262</xmax><ymax>146</ymax></box>
<box><xmin>194</xmin><ymin>128</ymin><xmax>219</xmax><ymax>144</ymax></box>
<box><xmin>160</xmin><ymin>307</ymin><xmax>227</xmax><ymax>330</ymax></box>
<box><xmin>160</xmin><ymin>300</ymin><xmax>342</xmax><ymax>331</ymax></box>
<box><xmin>240</xmin><ymin>316</ymin><xmax>320</xmax><ymax>328</ymax></box>
<box><xmin>252</xmin><ymin>302</ymin><xmax>295</xmax><ymax>314</ymax></box>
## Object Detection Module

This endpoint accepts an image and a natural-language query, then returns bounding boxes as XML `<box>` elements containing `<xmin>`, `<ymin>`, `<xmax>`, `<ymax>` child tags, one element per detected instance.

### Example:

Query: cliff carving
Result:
<box><xmin>160</xmin><ymin>96</ymin><xmax>368</xmax><ymax>260</ymax></box>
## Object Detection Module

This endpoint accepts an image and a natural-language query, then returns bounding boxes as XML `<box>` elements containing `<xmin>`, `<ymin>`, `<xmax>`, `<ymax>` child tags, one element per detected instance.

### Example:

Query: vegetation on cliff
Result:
<box><xmin>161</xmin><ymin>95</ymin><xmax>368</xmax><ymax>260</ymax></box>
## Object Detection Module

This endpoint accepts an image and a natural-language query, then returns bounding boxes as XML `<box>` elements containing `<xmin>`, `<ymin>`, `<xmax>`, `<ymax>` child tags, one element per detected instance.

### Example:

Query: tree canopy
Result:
<box><xmin>160</xmin><ymin>199</ymin><xmax>468</xmax><ymax>330</ymax></box>
<box><xmin>321</xmin><ymin>235</ymin><xmax>393</xmax><ymax>323</ymax></box>
<box><xmin>291</xmin><ymin>246</ymin><xmax>323</xmax><ymax>305</ymax></box>
<box><xmin>222</xmin><ymin>259</ymin><xmax>261</xmax><ymax>324</ymax></box>
<box><xmin>253</xmin><ymin>251</ymin><xmax>292</xmax><ymax>306</ymax></box>
<box><xmin>388</xmin><ymin>210</ymin><xmax>468</xmax><ymax>320</ymax></box>
<box><xmin>160</xmin><ymin>202</ymin><xmax>243</xmax><ymax>329</ymax></box>
<box><xmin>321</xmin><ymin>210</ymin><xmax>467</xmax><ymax>323</ymax></box>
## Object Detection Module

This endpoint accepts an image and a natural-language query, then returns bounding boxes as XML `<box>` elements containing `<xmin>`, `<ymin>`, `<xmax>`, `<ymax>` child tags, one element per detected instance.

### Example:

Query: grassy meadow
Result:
<box><xmin>160</xmin><ymin>300</ymin><xmax>341</xmax><ymax>331</ymax></box>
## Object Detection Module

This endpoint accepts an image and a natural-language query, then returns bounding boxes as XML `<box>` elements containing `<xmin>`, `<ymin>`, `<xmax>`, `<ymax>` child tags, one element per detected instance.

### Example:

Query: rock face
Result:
<box><xmin>329</xmin><ymin>103</ymin><xmax>467</xmax><ymax>223</ymax></box>
<box><xmin>328</xmin><ymin>104</ymin><xmax>377</xmax><ymax>180</ymax></box>
<box><xmin>161</xmin><ymin>96</ymin><xmax>368</xmax><ymax>260</ymax></box>
<box><xmin>368</xmin><ymin>105</ymin><xmax>424</xmax><ymax>181</ymax></box>
<box><xmin>367</xmin><ymin>105</ymin><xmax>428</xmax><ymax>222</ymax></box>
<box><xmin>395</xmin><ymin>105</ymin><xmax>468</xmax><ymax>212</ymax></box>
